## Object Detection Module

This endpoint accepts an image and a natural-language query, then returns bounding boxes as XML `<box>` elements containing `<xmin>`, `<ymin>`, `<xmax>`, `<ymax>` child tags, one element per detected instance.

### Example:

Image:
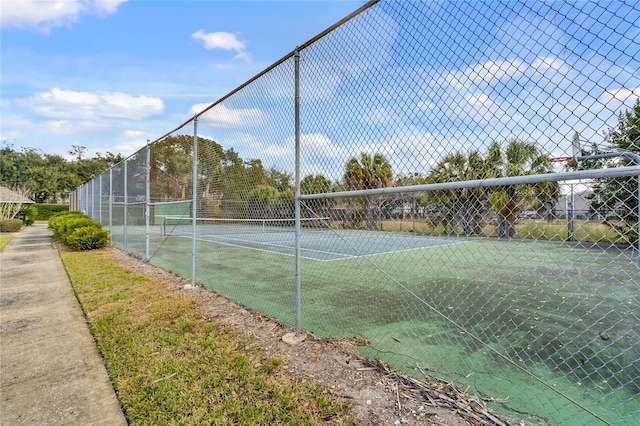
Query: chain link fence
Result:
<box><xmin>75</xmin><ymin>1</ymin><xmax>639</xmax><ymax>424</ymax></box>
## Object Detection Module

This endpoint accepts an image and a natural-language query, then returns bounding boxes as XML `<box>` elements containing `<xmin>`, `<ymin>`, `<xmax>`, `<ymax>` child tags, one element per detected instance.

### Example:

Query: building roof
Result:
<box><xmin>0</xmin><ymin>186</ymin><xmax>34</xmax><ymax>203</ymax></box>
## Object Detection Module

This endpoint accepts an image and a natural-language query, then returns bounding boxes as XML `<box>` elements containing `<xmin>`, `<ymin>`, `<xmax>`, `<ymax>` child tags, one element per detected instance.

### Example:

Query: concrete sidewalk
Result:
<box><xmin>1</xmin><ymin>224</ymin><xmax>127</xmax><ymax>425</ymax></box>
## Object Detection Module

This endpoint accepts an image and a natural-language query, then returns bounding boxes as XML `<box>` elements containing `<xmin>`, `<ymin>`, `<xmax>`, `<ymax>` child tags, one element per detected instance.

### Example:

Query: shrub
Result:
<box><xmin>0</xmin><ymin>219</ymin><xmax>23</xmax><ymax>232</ymax></box>
<box><xmin>59</xmin><ymin>217</ymin><xmax>102</xmax><ymax>244</ymax></box>
<box><xmin>48</xmin><ymin>211</ymin><xmax>109</xmax><ymax>250</ymax></box>
<box><xmin>66</xmin><ymin>226</ymin><xmax>109</xmax><ymax>250</ymax></box>
<box><xmin>48</xmin><ymin>211</ymin><xmax>86</xmax><ymax>238</ymax></box>
<box><xmin>17</xmin><ymin>205</ymin><xmax>38</xmax><ymax>226</ymax></box>
<box><xmin>34</xmin><ymin>204</ymin><xmax>69</xmax><ymax>220</ymax></box>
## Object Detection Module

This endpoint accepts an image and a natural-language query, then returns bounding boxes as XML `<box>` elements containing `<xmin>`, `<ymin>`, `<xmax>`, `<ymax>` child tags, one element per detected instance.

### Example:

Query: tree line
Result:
<box><xmin>142</xmin><ymin>134</ymin><xmax>558</xmax><ymax>239</ymax></box>
<box><xmin>1</xmin><ymin>143</ymin><xmax>124</xmax><ymax>203</ymax></box>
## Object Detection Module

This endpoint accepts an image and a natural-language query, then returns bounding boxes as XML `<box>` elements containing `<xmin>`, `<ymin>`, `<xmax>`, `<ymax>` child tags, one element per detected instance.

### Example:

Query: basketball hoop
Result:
<box><xmin>549</xmin><ymin>156</ymin><xmax>573</xmax><ymax>163</ymax></box>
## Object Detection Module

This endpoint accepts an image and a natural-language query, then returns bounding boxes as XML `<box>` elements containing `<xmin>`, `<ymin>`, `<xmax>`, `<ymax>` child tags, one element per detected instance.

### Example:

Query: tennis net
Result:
<box><xmin>162</xmin><ymin>216</ymin><xmax>331</xmax><ymax>236</ymax></box>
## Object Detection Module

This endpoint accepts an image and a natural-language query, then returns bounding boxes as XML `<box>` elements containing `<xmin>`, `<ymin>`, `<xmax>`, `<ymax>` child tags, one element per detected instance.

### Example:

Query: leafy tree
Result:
<box><xmin>219</xmin><ymin>148</ymin><xmax>246</xmax><ymax>204</ymax></box>
<box><xmin>301</xmin><ymin>174</ymin><xmax>334</xmax><ymax>218</ymax></box>
<box><xmin>1</xmin><ymin>143</ymin><xmax>118</xmax><ymax>203</ymax></box>
<box><xmin>301</xmin><ymin>174</ymin><xmax>332</xmax><ymax>195</ymax></box>
<box><xmin>587</xmin><ymin>99</ymin><xmax>640</xmax><ymax>244</ymax></box>
<box><xmin>197</xmin><ymin>136</ymin><xmax>224</xmax><ymax>199</ymax></box>
<box><xmin>266</xmin><ymin>168</ymin><xmax>293</xmax><ymax>193</ymax></box>
<box><xmin>0</xmin><ymin>144</ymin><xmax>24</xmax><ymax>189</ymax></box>
<box><xmin>244</xmin><ymin>159</ymin><xmax>271</xmax><ymax>190</ymax></box>
<box><xmin>150</xmin><ymin>135</ymin><xmax>193</xmax><ymax>200</ymax></box>
<box><xmin>74</xmin><ymin>151</ymin><xmax>124</xmax><ymax>184</ymax></box>
<box><xmin>344</xmin><ymin>152</ymin><xmax>392</xmax><ymax>229</ymax></box>
<box><xmin>247</xmin><ymin>184</ymin><xmax>279</xmax><ymax>218</ymax></box>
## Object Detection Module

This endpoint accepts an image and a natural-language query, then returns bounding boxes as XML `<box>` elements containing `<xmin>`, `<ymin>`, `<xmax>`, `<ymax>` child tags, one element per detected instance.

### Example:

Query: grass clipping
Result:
<box><xmin>60</xmin><ymin>250</ymin><xmax>355</xmax><ymax>425</ymax></box>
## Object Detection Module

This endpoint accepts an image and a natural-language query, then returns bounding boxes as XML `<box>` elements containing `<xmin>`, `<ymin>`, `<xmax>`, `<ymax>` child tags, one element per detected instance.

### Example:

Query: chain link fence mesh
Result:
<box><xmin>75</xmin><ymin>1</ymin><xmax>639</xmax><ymax>424</ymax></box>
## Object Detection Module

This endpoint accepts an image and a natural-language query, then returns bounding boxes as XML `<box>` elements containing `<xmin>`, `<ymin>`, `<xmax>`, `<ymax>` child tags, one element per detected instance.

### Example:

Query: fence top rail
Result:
<box><xmin>299</xmin><ymin>165</ymin><xmax>640</xmax><ymax>200</ymax></box>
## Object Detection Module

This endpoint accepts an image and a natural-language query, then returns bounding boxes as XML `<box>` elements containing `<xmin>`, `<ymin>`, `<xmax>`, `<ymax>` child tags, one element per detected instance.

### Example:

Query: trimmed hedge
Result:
<box><xmin>48</xmin><ymin>211</ymin><xmax>109</xmax><ymax>250</ymax></box>
<box><xmin>33</xmin><ymin>204</ymin><xmax>69</xmax><ymax>220</ymax></box>
<box><xmin>0</xmin><ymin>219</ymin><xmax>23</xmax><ymax>233</ymax></box>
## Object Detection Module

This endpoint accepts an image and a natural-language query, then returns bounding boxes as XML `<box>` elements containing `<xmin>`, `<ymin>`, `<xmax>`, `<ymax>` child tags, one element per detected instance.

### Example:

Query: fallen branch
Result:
<box><xmin>364</xmin><ymin>358</ymin><xmax>515</xmax><ymax>426</ymax></box>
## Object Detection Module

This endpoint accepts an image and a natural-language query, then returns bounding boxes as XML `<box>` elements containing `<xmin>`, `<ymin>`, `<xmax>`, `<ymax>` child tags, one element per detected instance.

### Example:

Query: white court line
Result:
<box><xmin>171</xmin><ymin>232</ymin><xmax>469</xmax><ymax>262</ymax></box>
<box><xmin>167</xmin><ymin>233</ymin><xmax>355</xmax><ymax>261</ymax></box>
<box><xmin>319</xmin><ymin>240</ymin><xmax>470</xmax><ymax>262</ymax></box>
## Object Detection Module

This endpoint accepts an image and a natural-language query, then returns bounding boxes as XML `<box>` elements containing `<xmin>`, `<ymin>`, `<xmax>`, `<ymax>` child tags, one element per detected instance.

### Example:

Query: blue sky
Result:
<box><xmin>1</xmin><ymin>0</ymin><xmax>639</xmax><ymax>182</ymax></box>
<box><xmin>1</xmin><ymin>0</ymin><xmax>365</xmax><ymax>157</ymax></box>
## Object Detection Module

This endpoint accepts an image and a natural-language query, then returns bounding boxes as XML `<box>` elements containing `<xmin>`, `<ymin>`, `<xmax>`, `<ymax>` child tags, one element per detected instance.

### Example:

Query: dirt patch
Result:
<box><xmin>106</xmin><ymin>247</ymin><xmax>520</xmax><ymax>426</ymax></box>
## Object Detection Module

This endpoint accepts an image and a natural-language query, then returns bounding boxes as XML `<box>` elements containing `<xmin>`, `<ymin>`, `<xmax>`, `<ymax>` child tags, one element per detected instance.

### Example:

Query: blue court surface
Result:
<box><xmin>184</xmin><ymin>228</ymin><xmax>463</xmax><ymax>261</ymax></box>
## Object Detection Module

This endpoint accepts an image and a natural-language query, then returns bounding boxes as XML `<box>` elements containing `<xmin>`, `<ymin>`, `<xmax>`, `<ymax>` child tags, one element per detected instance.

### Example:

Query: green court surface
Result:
<box><xmin>130</xmin><ymin>228</ymin><xmax>638</xmax><ymax>425</ymax></box>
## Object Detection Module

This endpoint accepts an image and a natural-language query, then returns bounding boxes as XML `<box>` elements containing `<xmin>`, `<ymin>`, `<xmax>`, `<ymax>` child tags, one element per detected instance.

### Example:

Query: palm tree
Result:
<box><xmin>344</xmin><ymin>152</ymin><xmax>392</xmax><ymax>229</ymax></box>
<box><xmin>485</xmin><ymin>140</ymin><xmax>558</xmax><ymax>238</ymax></box>
<box><xmin>429</xmin><ymin>150</ymin><xmax>488</xmax><ymax>235</ymax></box>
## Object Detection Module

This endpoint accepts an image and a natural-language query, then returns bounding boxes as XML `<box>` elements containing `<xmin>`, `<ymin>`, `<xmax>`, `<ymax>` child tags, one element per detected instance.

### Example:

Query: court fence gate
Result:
<box><xmin>74</xmin><ymin>1</ymin><xmax>639</xmax><ymax>424</ymax></box>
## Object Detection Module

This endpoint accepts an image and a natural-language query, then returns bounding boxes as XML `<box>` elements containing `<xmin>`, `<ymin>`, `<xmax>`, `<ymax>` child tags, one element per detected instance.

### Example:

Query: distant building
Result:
<box><xmin>556</xmin><ymin>189</ymin><xmax>601</xmax><ymax>220</ymax></box>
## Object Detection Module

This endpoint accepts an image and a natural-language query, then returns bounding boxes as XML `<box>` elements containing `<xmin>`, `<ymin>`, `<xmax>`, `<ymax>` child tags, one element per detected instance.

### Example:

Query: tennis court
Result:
<box><xmin>159</xmin><ymin>216</ymin><xmax>466</xmax><ymax>261</ymax></box>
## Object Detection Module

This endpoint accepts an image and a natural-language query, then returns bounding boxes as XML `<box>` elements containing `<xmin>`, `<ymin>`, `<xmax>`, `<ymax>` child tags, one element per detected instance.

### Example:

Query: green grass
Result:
<box><xmin>60</xmin><ymin>249</ymin><xmax>356</xmax><ymax>426</ymax></box>
<box><xmin>0</xmin><ymin>234</ymin><xmax>14</xmax><ymax>250</ymax></box>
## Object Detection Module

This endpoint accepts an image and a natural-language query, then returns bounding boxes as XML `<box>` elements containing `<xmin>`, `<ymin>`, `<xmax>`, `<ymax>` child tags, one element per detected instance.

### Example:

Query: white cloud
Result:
<box><xmin>600</xmin><ymin>87</ymin><xmax>640</xmax><ymax>106</ymax></box>
<box><xmin>0</xmin><ymin>113</ymin><xmax>32</xmax><ymax>142</ymax></box>
<box><xmin>300</xmin><ymin>64</ymin><xmax>342</xmax><ymax>101</ymax></box>
<box><xmin>195</xmin><ymin>104</ymin><xmax>264</xmax><ymax>127</ymax></box>
<box><xmin>466</xmin><ymin>93</ymin><xmax>490</xmax><ymax>106</ymax></box>
<box><xmin>189</xmin><ymin>103</ymin><xmax>213</xmax><ymax>116</ymax></box>
<box><xmin>27</xmin><ymin>117</ymin><xmax>112</xmax><ymax>141</ymax></box>
<box><xmin>267</xmin><ymin>133</ymin><xmax>343</xmax><ymax>160</ymax></box>
<box><xmin>257</xmin><ymin>133</ymin><xmax>344</xmax><ymax>178</ymax></box>
<box><xmin>191</xmin><ymin>30</ymin><xmax>245</xmax><ymax>51</ymax></box>
<box><xmin>0</xmin><ymin>0</ymin><xmax>127</xmax><ymax>32</ymax></box>
<box><xmin>31</xmin><ymin>88</ymin><xmax>163</xmax><ymax>120</ymax></box>
<box><xmin>438</xmin><ymin>59</ymin><xmax>527</xmax><ymax>90</ymax></box>
<box><xmin>436</xmin><ymin>56</ymin><xmax>570</xmax><ymax>97</ymax></box>
<box><xmin>300</xmin><ymin>133</ymin><xmax>344</xmax><ymax>158</ymax></box>
<box><xmin>353</xmin><ymin>130</ymin><xmax>444</xmax><ymax>174</ymax></box>
<box><xmin>115</xmin><ymin>130</ymin><xmax>153</xmax><ymax>155</ymax></box>
<box><xmin>233</xmin><ymin>51</ymin><xmax>253</xmax><ymax>63</ymax></box>
<box><xmin>123</xmin><ymin>129</ymin><xmax>152</xmax><ymax>140</ymax></box>
<box><xmin>191</xmin><ymin>30</ymin><xmax>252</xmax><ymax>63</ymax></box>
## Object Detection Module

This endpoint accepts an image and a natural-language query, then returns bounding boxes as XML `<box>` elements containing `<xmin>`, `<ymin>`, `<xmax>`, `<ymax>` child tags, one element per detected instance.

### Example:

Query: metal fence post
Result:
<box><xmin>98</xmin><ymin>174</ymin><xmax>102</xmax><ymax>225</ymax></box>
<box><xmin>568</xmin><ymin>183</ymin><xmax>575</xmax><ymax>241</ymax></box>
<box><xmin>90</xmin><ymin>179</ymin><xmax>94</xmax><ymax>219</ymax></box>
<box><xmin>192</xmin><ymin>117</ymin><xmax>198</xmax><ymax>286</ymax></box>
<box><xmin>145</xmin><ymin>141</ymin><xmax>150</xmax><ymax>262</ymax></box>
<box><xmin>123</xmin><ymin>159</ymin><xmax>128</xmax><ymax>251</ymax></box>
<box><xmin>109</xmin><ymin>168</ymin><xmax>113</xmax><ymax>245</ymax></box>
<box><xmin>294</xmin><ymin>47</ymin><xmax>302</xmax><ymax>337</ymax></box>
